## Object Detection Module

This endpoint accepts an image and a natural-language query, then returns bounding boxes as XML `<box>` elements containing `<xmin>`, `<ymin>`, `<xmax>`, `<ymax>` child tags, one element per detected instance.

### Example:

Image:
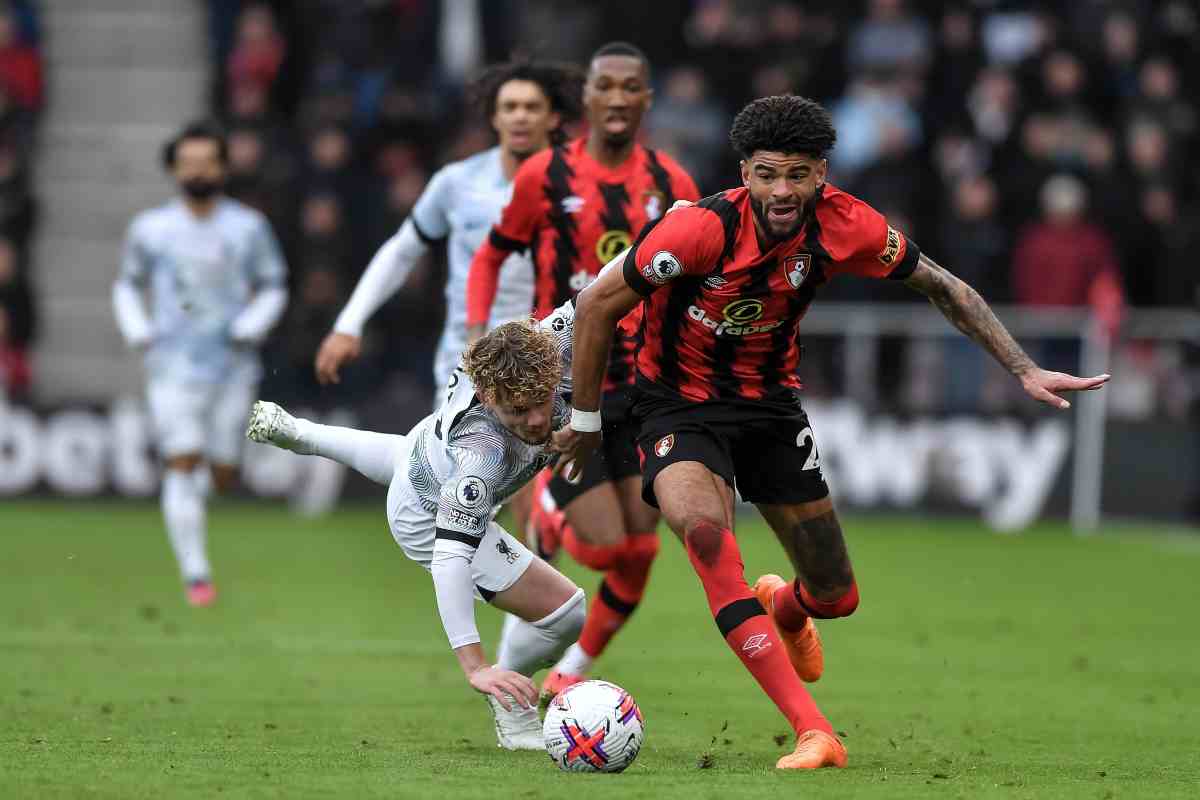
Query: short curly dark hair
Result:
<box><xmin>729</xmin><ymin>95</ymin><xmax>837</xmax><ymax>161</ymax></box>
<box><xmin>467</xmin><ymin>57</ymin><xmax>585</xmax><ymax>146</ymax></box>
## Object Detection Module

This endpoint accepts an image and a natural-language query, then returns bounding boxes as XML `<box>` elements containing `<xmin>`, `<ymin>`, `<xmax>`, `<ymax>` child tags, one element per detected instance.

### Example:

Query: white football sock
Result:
<box><xmin>497</xmin><ymin>589</ymin><xmax>586</xmax><ymax>676</ymax></box>
<box><xmin>293</xmin><ymin>419</ymin><xmax>403</xmax><ymax>486</ymax></box>
<box><xmin>552</xmin><ymin>642</ymin><xmax>595</xmax><ymax>677</ymax></box>
<box><xmin>162</xmin><ymin>469</ymin><xmax>209</xmax><ymax>583</ymax></box>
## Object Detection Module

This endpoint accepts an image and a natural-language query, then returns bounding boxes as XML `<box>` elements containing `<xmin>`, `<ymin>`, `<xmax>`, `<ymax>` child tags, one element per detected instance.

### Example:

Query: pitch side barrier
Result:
<box><xmin>2</xmin><ymin>306</ymin><xmax>1196</xmax><ymax>530</ymax></box>
<box><xmin>796</xmin><ymin>303</ymin><xmax>1200</xmax><ymax>531</ymax></box>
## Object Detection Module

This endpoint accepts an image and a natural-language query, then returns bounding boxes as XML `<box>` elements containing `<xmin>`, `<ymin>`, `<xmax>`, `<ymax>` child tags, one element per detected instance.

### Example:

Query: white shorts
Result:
<box><xmin>147</xmin><ymin>378</ymin><xmax>257</xmax><ymax>464</ymax></box>
<box><xmin>386</xmin><ymin>477</ymin><xmax>534</xmax><ymax>600</ymax></box>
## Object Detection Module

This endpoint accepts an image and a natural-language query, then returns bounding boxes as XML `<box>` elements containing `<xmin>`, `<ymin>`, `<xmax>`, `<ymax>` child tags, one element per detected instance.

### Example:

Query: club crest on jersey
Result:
<box><xmin>561</xmin><ymin>195</ymin><xmax>585</xmax><ymax>214</ymax></box>
<box><xmin>455</xmin><ymin>476</ymin><xmax>487</xmax><ymax>508</ymax></box>
<box><xmin>654</xmin><ymin>434</ymin><xmax>675</xmax><ymax>458</ymax></box>
<box><xmin>878</xmin><ymin>226</ymin><xmax>901</xmax><ymax>265</ymax></box>
<box><xmin>642</xmin><ymin>251</ymin><xmax>682</xmax><ymax>286</ymax></box>
<box><xmin>784</xmin><ymin>253</ymin><xmax>812</xmax><ymax>289</ymax></box>
<box><xmin>642</xmin><ymin>189</ymin><xmax>666</xmax><ymax>220</ymax></box>
<box><xmin>596</xmin><ymin>229</ymin><xmax>632</xmax><ymax>263</ymax></box>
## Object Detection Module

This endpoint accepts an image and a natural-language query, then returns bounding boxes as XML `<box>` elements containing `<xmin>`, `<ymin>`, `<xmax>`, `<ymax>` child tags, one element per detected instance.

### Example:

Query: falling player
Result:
<box><xmin>556</xmin><ymin>95</ymin><xmax>1110</xmax><ymax>769</ymax></box>
<box><xmin>112</xmin><ymin>120</ymin><xmax>289</xmax><ymax>607</ymax></box>
<box><xmin>465</xmin><ymin>42</ymin><xmax>699</xmax><ymax>697</ymax></box>
<box><xmin>313</xmin><ymin>57</ymin><xmax>582</xmax><ymax>528</ymax></box>
<box><xmin>248</xmin><ymin>303</ymin><xmax>587</xmax><ymax>750</ymax></box>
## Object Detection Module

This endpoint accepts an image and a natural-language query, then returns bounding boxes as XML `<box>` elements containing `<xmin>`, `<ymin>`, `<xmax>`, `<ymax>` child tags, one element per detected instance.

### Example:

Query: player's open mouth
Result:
<box><xmin>768</xmin><ymin>205</ymin><xmax>798</xmax><ymax>224</ymax></box>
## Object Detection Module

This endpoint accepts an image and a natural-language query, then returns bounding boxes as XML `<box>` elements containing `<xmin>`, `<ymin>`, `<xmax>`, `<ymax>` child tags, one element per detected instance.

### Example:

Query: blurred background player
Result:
<box><xmin>312</xmin><ymin>57</ymin><xmax>583</xmax><ymax>396</ymax></box>
<box><xmin>112</xmin><ymin>120</ymin><xmax>289</xmax><ymax>606</ymax></box>
<box><xmin>311</xmin><ymin>56</ymin><xmax>582</xmax><ymax>533</ymax></box>
<box><xmin>249</xmin><ymin>304</ymin><xmax>587</xmax><ymax>750</ymax></box>
<box><xmin>464</xmin><ymin>42</ymin><xmax>699</xmax><ymax>698</ymax></box>
<box><xmin>557</xmin><ymin>95</ymin><xmax>1109</xmax><ymax>769</ymax></box>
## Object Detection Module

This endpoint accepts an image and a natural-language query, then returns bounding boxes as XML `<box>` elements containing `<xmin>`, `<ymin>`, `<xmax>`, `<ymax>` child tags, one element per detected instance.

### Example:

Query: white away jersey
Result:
<box><xmin>396</xmin><ymin>301</ymin><xmax>574</xmax><ymax>551</ymax></box>
<box><xmin>411</xmin><ymin>147</ymin><xmax>535</xmax><ymax>380</ymax></box>
<box><xmin>119</xmin><ymin>198</ymin><xmax>287</xmax><ymax>383</ymax></box>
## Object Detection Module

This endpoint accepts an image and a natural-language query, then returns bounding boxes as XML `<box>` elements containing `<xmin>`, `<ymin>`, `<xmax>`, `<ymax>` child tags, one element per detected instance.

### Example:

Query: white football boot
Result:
<box><xmin>486</xmin><ymin>695</ymin><xmax>543</xmax><ymax>750</ymax></box>
<box><xmin>245</xmin><ymin>401</ymin><xmax>306</xmax><ymax>452</ymax></box>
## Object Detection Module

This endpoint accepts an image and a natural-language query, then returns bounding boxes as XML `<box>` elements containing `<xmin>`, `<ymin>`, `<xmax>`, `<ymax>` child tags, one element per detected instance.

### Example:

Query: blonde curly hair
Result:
<box><xmin>463</xmin><ymin>319</ymin><xmax>562</xmax><ymax>406</ymax></box>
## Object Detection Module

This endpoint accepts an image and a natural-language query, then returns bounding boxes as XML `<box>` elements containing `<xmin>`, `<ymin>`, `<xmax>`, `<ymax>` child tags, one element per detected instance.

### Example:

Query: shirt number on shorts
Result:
<box><xmin>796</xmin><ymin>427</ymin><xmax>821</xmax><ymax>471</ymax></box>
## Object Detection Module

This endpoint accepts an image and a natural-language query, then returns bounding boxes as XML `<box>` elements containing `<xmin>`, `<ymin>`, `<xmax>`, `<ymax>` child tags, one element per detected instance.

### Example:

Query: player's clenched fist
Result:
<box><xmin>314</xmin><ymin>332</ymin><xmax>361</xmax><ymax>385</ymax></box>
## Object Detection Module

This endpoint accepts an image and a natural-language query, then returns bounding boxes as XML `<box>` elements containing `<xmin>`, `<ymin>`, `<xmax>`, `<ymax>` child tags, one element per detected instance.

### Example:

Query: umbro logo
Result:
<box><xmin>704</xmin><ymin>275</ymin><xmax>727</xmax><ymax>289</ymax></box>
<box><xmin>741</xmin><ymin>633</ymin><xmax>772</xmax><ymax>657</ymax></box>
<box><xmin>561</xmin><ymin>196</ymin><xmax>585</xmax><ymax>214</ymax></box>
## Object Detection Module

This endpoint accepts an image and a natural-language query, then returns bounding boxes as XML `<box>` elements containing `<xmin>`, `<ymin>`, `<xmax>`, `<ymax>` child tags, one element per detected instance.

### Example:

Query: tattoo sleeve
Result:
<box><xmin>904</xmin><ymin>253</ymin><xmax>1037</xmax><ymax>377</ymax></box>
<box><xmin>790</xmin><ymin>511</ymin><xmax>854</xmax><ymax>596</ymax></box>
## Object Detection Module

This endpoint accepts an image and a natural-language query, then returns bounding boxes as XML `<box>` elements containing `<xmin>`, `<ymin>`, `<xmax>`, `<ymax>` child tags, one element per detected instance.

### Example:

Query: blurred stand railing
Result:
<box><xmin>799</xmin><ymin>303</ymin><xmax>1200</xmax><ymax>532</ymax></box>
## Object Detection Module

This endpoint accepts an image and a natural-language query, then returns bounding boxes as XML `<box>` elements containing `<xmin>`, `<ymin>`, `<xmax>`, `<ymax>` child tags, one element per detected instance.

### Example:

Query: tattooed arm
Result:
<box><xmin>904</xmin><ymin>253</ymin><xmax>1110</xmax><ymax>409</ymax></box>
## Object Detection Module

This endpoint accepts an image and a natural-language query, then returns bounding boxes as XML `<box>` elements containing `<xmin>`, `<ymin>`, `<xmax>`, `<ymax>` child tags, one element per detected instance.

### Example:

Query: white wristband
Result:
<box><xmin>570</xmin><ymin>407</ymin><xmax>602</xmax><ymax>432</ymax></box>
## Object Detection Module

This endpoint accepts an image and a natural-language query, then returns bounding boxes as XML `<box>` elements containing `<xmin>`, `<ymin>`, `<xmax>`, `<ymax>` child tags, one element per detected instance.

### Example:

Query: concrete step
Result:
<box><xmin>38</xmin><ymin>178</ymin><xmax>171</xmax><ymax>240</ymax></box>
<box><xmin>45</xmin><ymin>8</ymin><xmax>206</xmax><ymax>69</ymax></box>
<box><xmin>48</xmin><ymin>67</ymin><xmax>207</xmax><ymax>126</ymax></box>
<box><xmin>34</xmin><ymin>235</ymin><xmax>126</xmax><ymax>297</ymax></box>
<box><xmin>39</xmin><ymin>123</ymin><xmax>176</xmax><ymax>183</ymax></box>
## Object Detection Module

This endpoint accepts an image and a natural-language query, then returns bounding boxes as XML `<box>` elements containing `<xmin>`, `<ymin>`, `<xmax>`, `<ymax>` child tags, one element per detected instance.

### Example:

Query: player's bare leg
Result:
<box><xmin>754</xmin><ymin>499</ymin><xmax>859</xmax><ymax>683</ymax></box>
<box><xmin>542</xmin><ymin>478</ymin><xmax>659</xmax><ymax>699</ymax></box>
<box><xmin>656</xmin><ymin>461</ymin><xmax>845</xmax><ymax>769</ymax></box>
<box><xmin>210</xmin><ymin>463</ymin><xmax>239</xmax><ymax>494</ymax></box>
<box><xmin>162</xmin><ymin>453</ymin><xmax>215</xmax><ymax>606</ymax></box>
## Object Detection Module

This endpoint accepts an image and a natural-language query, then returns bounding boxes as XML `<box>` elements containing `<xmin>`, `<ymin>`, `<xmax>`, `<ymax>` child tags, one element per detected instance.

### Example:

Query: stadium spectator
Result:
<box><xmin>1012</xmin><ymin>174</ymin><xmax>1124</xmax><ymax>370</ymax></box>
<box><xmin>0</xmin><ymin>2</ymin><xmax>40</xmax><ymax>112</ymax></box>
<box><xmin>0</xmin><ymin>234</ymin><xmax>30</xmax><ymax>400</ymax></box>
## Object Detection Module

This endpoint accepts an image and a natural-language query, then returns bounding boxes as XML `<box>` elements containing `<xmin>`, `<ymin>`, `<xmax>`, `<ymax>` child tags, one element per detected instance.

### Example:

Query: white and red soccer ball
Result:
<box><xmin>543</xmin><ymin>680</ymin><xmax>644</xmax><ymax>773</ymax></box>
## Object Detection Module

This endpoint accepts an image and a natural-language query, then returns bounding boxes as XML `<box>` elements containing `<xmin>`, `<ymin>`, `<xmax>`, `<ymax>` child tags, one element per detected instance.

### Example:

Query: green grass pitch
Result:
<box><xmin>2</xmin><ymin>499</ymin><xmax>1198</xmax><ymax>799</ymax></box>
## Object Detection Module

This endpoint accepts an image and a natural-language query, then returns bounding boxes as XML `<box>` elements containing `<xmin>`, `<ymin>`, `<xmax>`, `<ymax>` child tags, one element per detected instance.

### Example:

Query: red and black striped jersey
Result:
<box><xmin>622</xmin><ymin>185</ymin><xmax>920</xmax><ymax>403</ymax></box>
<box><xmin>467</xmin><ymin>138</ymin><xmax>699</xmax><ymax>391</ymax></box>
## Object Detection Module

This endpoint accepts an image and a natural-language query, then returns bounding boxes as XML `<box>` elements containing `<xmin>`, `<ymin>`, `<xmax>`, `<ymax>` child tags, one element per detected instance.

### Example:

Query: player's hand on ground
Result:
<box><xmin>468</xmin><ymin>665</ymin><xmax>537</xmax><ymax>710</ymax></box>
<box><xmin>314</xmin><ymin>332</ymin><xmax>361</xmax><ymax>385</ymax></box>
<box><xmin>551</xmin><ymin>428</ymin><xmax>601</xmax><ymax>483</ymax></box>
<box><xmin>1019</xmin><ymin>368</ymin><xmax>1111</xmax><ymax>410</ymax></box>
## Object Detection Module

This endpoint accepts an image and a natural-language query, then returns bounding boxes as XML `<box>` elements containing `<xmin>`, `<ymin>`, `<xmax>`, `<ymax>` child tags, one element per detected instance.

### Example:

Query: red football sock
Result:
<box><xmin>775</xmin><ymin>579</ymin><xmax>860</xmax><ymax>628</ymax></box>
<box><xmin>578</xmin><ymin>532</ymin><xmax>658</xmax><ymax>659</ymax></box>
<box><xmin>685</xmin><ymin>521</ymin><xmax>833</xmax><ymax>736</ymax></box>
<box><xmin>773</xmin><ymin>582</ymin><xmax>810</xmax><ymax>631</ymax></box>
<box><xmin>562</xmin><ymin>526</ymin><xmax>620</xmax><ymax>571</ymax></box>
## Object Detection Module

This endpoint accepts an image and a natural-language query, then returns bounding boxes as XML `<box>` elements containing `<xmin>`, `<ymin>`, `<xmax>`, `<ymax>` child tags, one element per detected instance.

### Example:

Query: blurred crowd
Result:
<box><xmin>200</xmin><ymin>1</ymin><xmax>1198</xmax><ymax>417</ymax></box>
<box><xmin>0</xmin><ymin>0</ymin><xmax>40</xmax><ymax>401</ymax></box>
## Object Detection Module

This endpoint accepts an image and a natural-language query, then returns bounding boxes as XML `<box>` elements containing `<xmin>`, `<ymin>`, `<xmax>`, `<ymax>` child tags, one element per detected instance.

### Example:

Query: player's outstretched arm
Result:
<box><xmin>904</xmin><ymin>253</ymin><xmax>1110</xmax><ymax>409</ymax></box>
<box><xmin>551</xmin><ymin>252</ymin><xmax>642</xmax><ymax>480</ymax></box>
<box><xmin>315</xmin><ymin>220</ymin><xmax>430</xmax><ymax>384</ymax></box>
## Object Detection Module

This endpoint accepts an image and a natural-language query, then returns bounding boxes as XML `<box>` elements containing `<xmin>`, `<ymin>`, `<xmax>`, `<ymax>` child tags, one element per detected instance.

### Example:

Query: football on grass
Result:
<box><xmin>543</xmin><ymin>680</ymin><xmax>644</xmax><ymax>773</ymax></box>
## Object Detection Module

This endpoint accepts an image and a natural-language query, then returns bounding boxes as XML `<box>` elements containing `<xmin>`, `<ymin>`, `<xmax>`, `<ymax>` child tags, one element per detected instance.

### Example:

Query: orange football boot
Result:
<box><xmin>753</xmin><ymin>573</ymin><xmax>824</xmax><ymax>682</ymax></box>
<box><xmin>776</xmin><ymin>730</ymin><xmax>847</xmax><ymax>769</ymax></box>
<box><xmin>539</xmin><ymin>668</ymin><xmax>584</xmax><ymax>708</ymax></box>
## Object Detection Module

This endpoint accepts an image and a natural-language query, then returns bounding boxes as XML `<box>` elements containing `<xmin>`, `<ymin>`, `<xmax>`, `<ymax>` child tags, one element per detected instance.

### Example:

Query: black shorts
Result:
<box><xmin>548</xmin><ymin>387</ymin><xmax>643</xmax><ymax>508</ymax></box>
<box><xmin>633</xmin><ymin>386</ymin><xmax>830</xmax><ymax>509</ymax></box>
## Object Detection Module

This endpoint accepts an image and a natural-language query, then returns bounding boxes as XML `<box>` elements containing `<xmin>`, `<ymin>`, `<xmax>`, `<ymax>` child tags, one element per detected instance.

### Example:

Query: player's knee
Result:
<box><xmin>805</xmin><ymin>581</ymin><xmax>859</xmax><ymax>619</ymax></box>
<box><xmin>682</xmin><ymin>517</ymin><xmax>726</xmax><ymax>567</ymax></box>
<box><xmin>539</xmin><ymin>587</ymin><xmax>586</xmax><ymax>642</ymax></box>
